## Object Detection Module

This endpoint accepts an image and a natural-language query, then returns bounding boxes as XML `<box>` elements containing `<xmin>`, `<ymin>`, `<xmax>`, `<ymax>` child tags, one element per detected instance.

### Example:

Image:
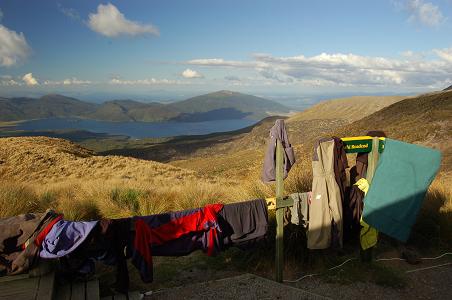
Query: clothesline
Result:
<box><xmin>283</xmin><ymin>252</ymin><xmax>452</xmax><ymax>283</ymax></box>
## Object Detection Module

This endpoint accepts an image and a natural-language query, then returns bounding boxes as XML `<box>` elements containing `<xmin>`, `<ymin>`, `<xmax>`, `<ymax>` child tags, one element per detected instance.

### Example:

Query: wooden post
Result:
<box><xmin>275</xmin><ymin>139</ymin><xmax>284</xmax><ymax>282</ymax></box>
<box><xmin>366</xmin><ymin>137</ymin><xmax>380</xmax><ymax>184</ymax></box>
<box><xmin>361</xmin><ymin>136</ymin><xmax>380</xmax><ymax>261</ymax></box>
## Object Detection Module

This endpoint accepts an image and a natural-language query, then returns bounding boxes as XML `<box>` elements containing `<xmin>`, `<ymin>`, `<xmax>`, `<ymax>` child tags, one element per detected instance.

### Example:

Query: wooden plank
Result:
<box><xmin>113</xmin><ymin>293</ymin><xmax>127</xmax><ymax>300</ymax></box>
<box><xmin>36</xmin><ymin>271</ymin><xmax>55</xmax><ymax>300</ymax></box>
<box><xmin>275</xmin><ymin>139</ymin><xmax>284</xmax><ymax>283</ymax></box>
<box><xmin>126</xmin><ymin>291</ymin><xmax>141</xmax><ymax>300</ymax></box>
<box><xmin>0</xmin><ymin>274</ymin><xmax>30</xmax><ymax>283</ymax></box>
<box><xmin>86</xmin><ymin>279</ymin><xmax>100</xmax><ymax>300</ymax></box>
<box><xmin>0</xmin><ymin>277</ymin><xmax>39</xmax><ymax>300</ymax></box>
<box><xmin>54</xmin><ymin>282</ymin><xmax>71</xmax><ymax>300</ymax></box>
<box><xmin>71</xmin><ymin>281</ymin><xmax>86</xmax><ymax>300</ymax></box>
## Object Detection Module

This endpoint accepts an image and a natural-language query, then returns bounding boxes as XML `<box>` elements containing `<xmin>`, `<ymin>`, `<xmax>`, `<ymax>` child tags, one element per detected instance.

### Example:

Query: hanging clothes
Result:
<box><xmin>308</xmin><ymin>138</ymin><xmax>343</xmax><ymax>249</ymax></box>
<box><xmin>288</xmin><ymin>192</ymin><xmax>310</xmax><ymax>227</ymax></box>
<box><xmin>57</xmin><ymin>218</ymin><xmax>132</xmax><ymax>293</ymax></box>
<box><xmin>354</xmin><ymin>178</ymin><xmax>378</xmax><ymax>250</ymax></box>
<box><xmin>0</xmin><ymin>209</ymin><xmax>60</xmax><ymax>275</ymax></box>
<box><xmin>362</xmin><ymin>138</ymin><xmax>441</xmax><ymax>242</ymax></box>
<box><xmin>131</xmin><ymin>204</ymin><xmax>223</xmax><ymax>283</ymax></box>
<box><xmin>332</xmin><ymin>137</ymin><xmax>349</xmax><ymax>203</ymax></box>
<box><xmin>40</xmin><ymin>220</ymin><xmax>98</xmax><ymax>258</ymax></box>
<box><xmin>262</xmin><ymin>119</ymin><xmax>296</xmax><ymax>183</ymax></box>
<box><xmin>348</xmin><ymin>131</ymin><xmax>386</xmax><ymax>231</ymax></box>
<box><xmin>217</xmin><ymin>198</ymin><xmax>269</xmax><ymax>249</ymax></box>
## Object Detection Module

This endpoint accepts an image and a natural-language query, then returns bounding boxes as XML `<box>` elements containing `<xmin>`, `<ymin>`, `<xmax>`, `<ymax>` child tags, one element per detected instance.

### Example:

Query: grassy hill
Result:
<box><xmin>287</xmin><ymin>95</ymin><xmax>409</xmax><ymax>123</ymax></box>
<box><xmin>0</xmin><ymin>136</ymin><xmax>257</xmax><ymax>220</ymax></box>
<box><xmin>0</xmin><ymin>91</ymin><xmax>289</xmax><ymax>123</ymax></box>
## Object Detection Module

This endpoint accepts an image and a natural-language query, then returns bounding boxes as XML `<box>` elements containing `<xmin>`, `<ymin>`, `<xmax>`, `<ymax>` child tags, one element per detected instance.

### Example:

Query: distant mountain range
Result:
<box><xmin>0</xmin><ymin>90</ymin><xmax>289</xmax><ymax>122</ymax></box>
<box><xmin>444</xmin><ymin>85</ymin><xmax>452</xmax><ymax>91</ymax></box>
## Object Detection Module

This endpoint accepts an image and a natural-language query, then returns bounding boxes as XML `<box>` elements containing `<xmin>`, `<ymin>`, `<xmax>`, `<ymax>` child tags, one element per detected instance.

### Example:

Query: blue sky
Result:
<box><xmin>0</xmin><ymin>0</ymin><xmax>452</xmax><ymax>102</ymax></box>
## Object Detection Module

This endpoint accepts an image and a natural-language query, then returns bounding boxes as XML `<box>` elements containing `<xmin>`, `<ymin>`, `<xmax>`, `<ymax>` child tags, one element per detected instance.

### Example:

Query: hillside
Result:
<box><xmin>170</xmin><ymin>92</ymin><xmax>451</xmax><ymax>179</ymax></box>
<box><xmin>0</xmin><ymin>94</ymin><xmax>95</xmax><ymax>121</ymax></box>
<box><xmin>168</xmin><ymin>90</ymin><xmax>290</xmax><ymax>121</ymax></box>
<box><xmin>333</xmin><ymin>90</ymin><xmax>452</xmax><ymax>175</ymax></box>
<box><xmin>0</xmin><ymin>91</ymin><xmax>289</xmax><ymax>123</ymax></box>
<box><xmin>287</xmin><ymin>95</ymin><xmax>409</xmax><ymax>123</ymax></box>
<box><xmin>0</xmin><ymin>136</ymin><xmax>200</xmax><ymax>184</ymax></box>
<box><xmin>88</xmin><ymin>100</ymin><xmax>179</xmax><ymax>122</ymax></box>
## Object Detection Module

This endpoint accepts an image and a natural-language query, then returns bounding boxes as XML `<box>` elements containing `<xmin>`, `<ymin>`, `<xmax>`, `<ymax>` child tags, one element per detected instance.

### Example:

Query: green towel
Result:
<box><xmin>362</xmin><ymin>138</ymin><xmax>441</xmax><ymax>242</ymax></box>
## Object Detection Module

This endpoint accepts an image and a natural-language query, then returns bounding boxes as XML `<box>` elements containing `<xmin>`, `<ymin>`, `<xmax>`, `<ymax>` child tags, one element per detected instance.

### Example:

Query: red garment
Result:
<box><xmin>33</xmin><ymin>215</ymin><xmax>63</xmax><ymax>248</ymax></box>
<box><xmin>132</xmin><ymin>203</ymin><xmax>224</xmax><ymax>282</ymax></box>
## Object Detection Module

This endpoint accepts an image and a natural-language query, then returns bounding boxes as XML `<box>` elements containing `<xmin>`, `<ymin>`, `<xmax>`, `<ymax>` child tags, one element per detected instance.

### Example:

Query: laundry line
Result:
<box><xmin>283</xmin><ymin>252</ymin><xmax>452</xmax><ymax>283</ymax></box>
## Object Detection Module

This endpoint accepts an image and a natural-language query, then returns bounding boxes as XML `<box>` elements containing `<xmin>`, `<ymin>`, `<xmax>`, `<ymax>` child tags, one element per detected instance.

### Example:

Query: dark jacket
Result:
<box><xmin>262</xmin><ymin>119</ymin><xmax>296</xmax><ymax>183</ymax></box>
<box><xmin>217</xmin><ymin>198</ymin><xmax>269</xmax><ymax>249</ymax></box>
<box><xmin>0</xmin><ymin>210</ymin><xmax>60</xmax><ymax>275</ymax></box>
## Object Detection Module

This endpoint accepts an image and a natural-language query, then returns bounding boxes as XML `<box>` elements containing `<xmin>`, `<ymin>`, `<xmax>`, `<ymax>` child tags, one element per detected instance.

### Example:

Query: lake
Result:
<box><xmin>10</xmin><ymin>118</ymin><xmax>257</xmax><ymax>138</ymax></box>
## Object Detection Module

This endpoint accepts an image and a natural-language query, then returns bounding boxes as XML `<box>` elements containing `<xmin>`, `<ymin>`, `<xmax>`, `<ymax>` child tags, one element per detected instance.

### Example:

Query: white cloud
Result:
<box><xmin>181</xmin><ymin>68</ymin><xmax>203</xmax><ymax>79</ymax></box>
<box><xmin>22</xmin><ymin>73</ymin><xmax>38</xmax><ymax>86</ymax></box>
<box><xmin>0</xmin><ymin>25</ymin><xmax>31</xmax><ymax>67</ymax></box>
<box><xmin>433</xmin><ymin>47</ymin><xmax>452</xmax><ymax>63</ymax></box>
<box><xmin>405</xmin><ymin>0</ymin><xmax>445</xmax><ymax>27</ymax></box>
<box><xmin>43</xmin><ymin>77</ymin><xmax>91</xmax><ymax>85</ymax></box>
<box><xmin>187</xmin><ymin>58</ymin><xmax>258</xmax><ymax>68</ymax></box>
<box><xmin>109</xmin><ymin>78</ymin><xmax>177</xmax><ymax>85</ymax></box>
<box><xmin>88</xmin><ymin>3</ymin><xmax>159</xmax><ymax>37</ymax></box>
<box><xmin>185</xmin><ymin>49</ymin><xmax>452</xmax><ymax>88</ymax></box>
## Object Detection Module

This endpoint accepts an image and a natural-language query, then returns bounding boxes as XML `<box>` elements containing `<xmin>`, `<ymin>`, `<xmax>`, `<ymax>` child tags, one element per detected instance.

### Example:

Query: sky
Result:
<box><xmin>0</xmin><ymin>0</ymin><xmax>452</xmax><ymax>103</ymax></box>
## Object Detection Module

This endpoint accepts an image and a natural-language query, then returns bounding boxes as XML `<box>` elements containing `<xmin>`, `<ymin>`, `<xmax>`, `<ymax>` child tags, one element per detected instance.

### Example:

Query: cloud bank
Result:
<box><xmin>186</xmin><ymin>48</ymin><xmax>452</xmax><ymax>89</ymax></box>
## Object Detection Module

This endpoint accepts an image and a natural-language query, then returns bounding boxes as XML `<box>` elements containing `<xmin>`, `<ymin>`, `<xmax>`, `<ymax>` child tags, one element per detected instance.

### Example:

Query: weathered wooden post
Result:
<box><xmin>366</xmin><ymin>137</ymin><xmax>380</xmax><ymax>184</ymax></box>
<box><xmin>275</xmin><ymin>139</ymin><xmax>284</xmax><ymax>282</ymax></box>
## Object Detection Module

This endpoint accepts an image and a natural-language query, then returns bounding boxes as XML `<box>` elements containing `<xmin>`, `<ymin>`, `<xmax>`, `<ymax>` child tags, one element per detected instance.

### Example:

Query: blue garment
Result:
<box><xmin>362</xmin><ymin>139</ymin><xmax>441</xmax><ymax>242</ymax></box>
<box><xmin>39</xmin><ymin>220</ymin><xmax>98</xmax><ymax>258</ymax></box>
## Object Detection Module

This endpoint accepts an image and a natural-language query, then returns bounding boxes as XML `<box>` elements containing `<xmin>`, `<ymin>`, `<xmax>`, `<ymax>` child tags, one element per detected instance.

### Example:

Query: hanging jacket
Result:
<box><xmin>40</xmin><ymin>220</ymin><xmax>98</xmax><ymax>258</ymax></box>
<box><xmin>0</xmin><ymin>210</ymin><xmax>60</xmax><ymax>275</ymax></box>
<box><xmin>131</xmin><ymin>204</ymin><xmax>223</xmax><ymax>283</ymax></box>
<box><xmin>262</xmin><ymin>119</ymin><xmax>296</xmax><ymax>183</ymax></box>
<box><xmin>332</xmin><ymin>137</ymin><xmax>349</xmax><ymax>203</ymax></box>
<box><xmin>217</xmin><ymin>198</ymin><xmax>268</xmax><ymax>249</ymax></box>
<box><xmin>152</xmin><ymin>199</ymin><xmax>269</xmax><ymax>255</ymax></box>
<box><xmin>308</xmin><ymin>138</ymin><xmax>343</xmax><ymax>249</ymax></box>
<box><xmin>362</xmin><ymin>139</ymin><xmax>441</xmax><ymax>242</ymax></box>
<box><xmin>58</xmin><ymin>218</ymin><xmax>132</xmax><ymax>293</ymax></box>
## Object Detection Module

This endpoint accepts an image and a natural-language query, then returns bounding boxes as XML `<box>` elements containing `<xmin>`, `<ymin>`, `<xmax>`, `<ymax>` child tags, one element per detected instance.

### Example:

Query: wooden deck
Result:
<box><xmin>0</xmin><ymin>269</ymin><xmax>140</xmax><ymax>300</ymax></box>
<box><xmin>0</xmin><ymin>271</ymin><xmax>55</xmax><ymax>300</ymax></box>
<box><xmin>54</xmin><ymin>278</ymin><xmax>100</xmax><ymax>300</ymax></box>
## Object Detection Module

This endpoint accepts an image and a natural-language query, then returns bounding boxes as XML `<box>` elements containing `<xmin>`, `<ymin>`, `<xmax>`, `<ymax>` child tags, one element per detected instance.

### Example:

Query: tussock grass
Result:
<box><xmin>412</xmin><ymin>178</ymin><xmax>452</xmax><ymax>248</ymax></box>
<box><xmin>0</xmin><ymin>182</ymin><xmax>40</xmax><ymax>218</ymax></box>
